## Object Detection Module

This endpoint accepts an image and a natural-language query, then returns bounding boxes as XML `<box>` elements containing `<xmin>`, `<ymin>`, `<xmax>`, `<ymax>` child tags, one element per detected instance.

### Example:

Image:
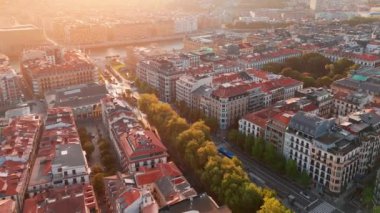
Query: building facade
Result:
<box><xmin>0</xmin><ymin>115</ymin><xmax>41</xmax><ymax>212</ymax></box>
<box><xmin>21</xmin><ymin>48</ymin><xmax>98</xmax><ymax>96</ymax></box>
<box><xmin>0</xmin><ymin>55</ymin><xmax>23</xmax><ymax>108</ymax></box>
<box><xmin>283</xmin><ymin>112</ymin><xmax>361</xmax><ymax>194</ymax></box>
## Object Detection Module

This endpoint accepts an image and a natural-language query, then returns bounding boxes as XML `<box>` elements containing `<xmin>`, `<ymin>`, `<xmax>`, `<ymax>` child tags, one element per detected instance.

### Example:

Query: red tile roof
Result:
<box><xmin>120</xmin><ymin>129</ymin><xmax>167</xmax><ymax>163</ymax></box>
<box><xmin>120</xmin><ymin>189</ymin><xmax>141</xmax><ymax>206</ymax></box>
<box><xmin>242</xmin><ymin>108</ymin><xmax>273</xmax><ymax>128</ymax></box>
<box><xmin>135</xmin><ymin>162</ymin><xmax>182</xmax><ymax>186</ymax></box>
<box><xmin>272</xmin><ymin>112</ymin><xmax>294</xmax><ymax>125</ymax></box>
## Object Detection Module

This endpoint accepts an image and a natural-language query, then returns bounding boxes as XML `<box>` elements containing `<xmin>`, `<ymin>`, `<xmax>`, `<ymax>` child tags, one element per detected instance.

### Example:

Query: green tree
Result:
<box><xmin>244</xmin><ymin>135</ymin><xmax>255</xmax><ymax>153</ymax></box>
<box><xmin>252</xmin><ymin>138</ymin><xmax>265</xmax><ymax>160</ymax></box>
<box><xmin>92</xmin><ymin>173</ymin><xmax>105</xmax><ymax>196</ymax></box>
<box><xmin>204</xmin><ymin>117</ymin><xmax>219</xmax><ymax>133</ymax></box>
<box><xmin>263</xmin><ymin>143</ymin><xmax>276</xmax><ymax>165</ymax></box>
<box><xmin>302</xmin><ymin>76</ymin><xmax>316</xmax><ymax>88</ymax></box>
<box><xmin>91</xmin><ymin>164</ymin><xmax>103</xmax><ymax>176</ymax></box>
<box><xmin>317</xmin><ymin>76</ymin><xmax>333</xmax><ymax>87</ymax></box>
<box><xmin>285</xmin><ymin>159</ymin><xmax>298</xmax><ymax>179</ymax></box>
<box><xmin>83</xmin><ymin>142</ymin><xmax>95</xmax><ymax>157</ymax></box>
<box><xmin>297</xmin><ymin>171</ymin><xmax>311</xmax><ymax>187</ymax></box>
<box><xmin>138</xmin><ymin>93</ymin><xmax>159</xmax><ymax>113</ymax></box>
<box><xmin>228</xmin><ymin>129</ymin><xmax>239</xmax><ymax>143</ymax></box>
<box><xmin>258</xmin><ymin>197</ymin><xmax>291</xmax><ymax>213</ymax></box>
<box><xmin>263</xmin><ymin>63</ymin><xmax>284</xmax><ymax>74</ymax></box>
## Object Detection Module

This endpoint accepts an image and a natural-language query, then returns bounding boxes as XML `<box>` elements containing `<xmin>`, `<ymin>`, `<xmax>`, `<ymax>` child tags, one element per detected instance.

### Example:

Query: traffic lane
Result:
<box><xmin>235</xmin><ymin>149</ymin><xmax>312</xmax><ymax>207</ymax></box>
<box><xmin>225</xmin><ymin>144</ymin><xmax>318</xmax><ymax>207</ymax></box>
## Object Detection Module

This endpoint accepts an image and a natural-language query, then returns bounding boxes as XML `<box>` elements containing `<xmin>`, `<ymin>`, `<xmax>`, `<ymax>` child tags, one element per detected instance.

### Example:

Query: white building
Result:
<box><xmin>333</xmin><ymin>92</ymin><xmax>372</xmax><ymax>117</ymax></box>
<box><xmin>284</xmin><ymin>112</ymin><xmax>361</xmax><ymax>194</ymax></box>
<box><xmin>174</xmin><ymin>16</ymin><xmax>198</xmax><ymax>34</ymax></box>
<box><xmin>176</xmin><ymin>74</ymin><xmax>212</xmax><ymax>108</ymax></box>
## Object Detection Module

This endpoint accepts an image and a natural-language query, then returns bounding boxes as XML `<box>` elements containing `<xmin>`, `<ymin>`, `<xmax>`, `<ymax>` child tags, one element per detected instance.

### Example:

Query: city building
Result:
<box><xmin>0</xmin><ymin>25</ymin><xmax>46</xmax><ymax>56</ymax></box>
<box><xmin>374</xmin><ymin>169</ymin><xmax>380</xmax><ymax>205</ymax></box>
<box><xmin>0</xmin><ymin>199</ymin><xmax>16</xmax><ymax>213</ymax></box>
<box><xmin>296</xmin><ymin>87</ymin><xmax>333</xmax><ymax>118</ymax></box>
<box><xmin>119</xmin><ymin>129</ymin><xmax>168</xmax><ymax>173</ymax></box>
<box><xmin>0</xmin><ymin>115</ymin><xmax>42</xmax><ymax>212</ymax></box>
<box><xmin>283</xmin><ymin>112</ymin><xmax>361</xmax><ymax>194</ymax></box>
<box><xmin>64</xmin><ymin>23</ymin><xmax>108</xmax><ymax>45</ymax></box>
<box><xmin>137</xmin><ymin>59</ymin><xmax>185</xmax><ymax>102</ymax></box>
<box><xmin>45</xmin><ymin>83</ymin><xmax>108</xmax><ymax>120</ymax></box>
<box><xmin>101</xmin><ymin>96</ymin><xmax>168</xmax><ymax>172</ymax></box>
<box><xmin>0</xmin><ymin>54</ymin><xmax>23</xmax><ymax>108</ymax></box>
<box><xmin>331</xmin><ymin>67</ymin><xmax>380</xmax><ymax>103</ymax></box>
<box><xmin>239</xmin><ymin>108</ymin><xmax>273</xmax><ymax>138</ymax></box>
<box><xmin>104</xmin><ymin>162</ymin><xmax>197</xmax><ymax>212</ymax></box>
<box><xmin>207</xmin><ymin>77</ymin><xmax>302</xmax><ymax>129</ymax></box>
<box><xmin>28</xmin><ymin>108</ymin><xmax>90</xmax><ymax>197</ymax></box>
<box><xmin>101</xmin><ymin>96</ymin><xmax>140</xmax><ymax>163</ymax></box>
<box><xmin>333</xmin><ymin>92</ymin><xmax>372</xmax><ymax>117</ymax></box>
<box><xmin>239</xmin><ymin>49</ymin><xmax>302</xmax><ymax>69</ymax></box>
<box><xmin>175</xmin><ymin>74</ymin><xmax>212</xmax><ymax>108</ymax></box>
<box><xmin>265</xmin><ymin>111</ymin><xmax>295</xmax><ymax>152</ymax></box>
<box><xmin>174</xmin><ymin>16</ymin><xmax>198</xmax><ymax>33</ymax></box>
<box><xmin>159</xmin><ymin>193</ymin><xmax>231</xmax><ymax>213</ymax></box>
<box><xmin>339</xmin><ymin>110</ymin><xmax>380</xmax><ymax>176</ymax></box>
<box><xmin>21</xmin><ymin>48</ymin><xmax>98</xmax><ymax>96</ymax></box>
<box><xmin>23</xmin><ymin>184</ymin><xmax>98</xmax><ymax>213</ymax></box>
<box><xmin>323</xmin><ymin>50</ymin><xmax>380</xmax><ymax>68</ymax></box>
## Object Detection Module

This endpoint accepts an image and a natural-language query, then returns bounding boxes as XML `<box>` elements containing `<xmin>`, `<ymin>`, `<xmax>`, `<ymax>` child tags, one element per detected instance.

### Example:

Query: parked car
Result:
<box><xmin>300</xmin><ymin>191</ymin><xmax>310</xmax><ymax>199</ymax></box>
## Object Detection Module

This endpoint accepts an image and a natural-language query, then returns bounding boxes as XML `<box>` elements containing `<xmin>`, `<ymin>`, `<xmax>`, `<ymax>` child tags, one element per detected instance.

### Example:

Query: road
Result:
<box><xmin>213</xmin><ymin>136</ymin><xmax>319</xmax><ymax>212</ymax></box>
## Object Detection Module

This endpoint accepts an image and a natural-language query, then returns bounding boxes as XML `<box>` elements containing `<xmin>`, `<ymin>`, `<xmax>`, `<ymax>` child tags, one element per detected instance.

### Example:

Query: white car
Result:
<box><xmin>300</xmin><ymin>191</ymin><xmax>310</xmax><ymax>200</ymax></box>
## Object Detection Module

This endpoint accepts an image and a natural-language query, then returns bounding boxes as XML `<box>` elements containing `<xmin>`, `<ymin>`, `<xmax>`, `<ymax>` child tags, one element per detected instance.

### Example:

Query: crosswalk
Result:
<box><xmin>308</xmin><ymin>201</ymin><xmax>341</xmax><ymax>213</ymax></box>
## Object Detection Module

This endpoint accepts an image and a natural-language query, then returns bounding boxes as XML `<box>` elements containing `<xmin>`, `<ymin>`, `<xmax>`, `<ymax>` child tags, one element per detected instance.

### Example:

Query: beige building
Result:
<box><xmin>21</xmin><ymin>48</ymin><xmax>98</xmax><ymax>96</ymax></box>
<box><xmin>284</xmin><ymin>112</ymin><xmax>362</xmax><ymax>194</ymax></box>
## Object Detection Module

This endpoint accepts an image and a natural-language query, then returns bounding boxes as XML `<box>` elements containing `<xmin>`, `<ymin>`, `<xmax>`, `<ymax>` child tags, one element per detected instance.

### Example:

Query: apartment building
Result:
<box><xmin>24</xmin><ymin>184</ymin><xmax>98</xmax><ymax>213</ymax></box>
<box><xmin>199</xmin><ymin>76</ymin><xmax>302</xmax><ymax>129</ymax></box>
<box><xmin>283</xmin><ymin>112</ymin><xmax>361</xmax><ymax>194</ymax></box>
<box><xmin>21</xmin><ymin>48</ymin><xmax>98</xmax><ymax>96</ymax></box>
<box><xmin>0</xmin><ymin>115</ymin><xmax>41</xmax><ymax>212</ymax></box>
<box><xmin>101</xmin><ymin>96</ymin><xmax>168</xmax><ymax>173</ymax></box>
<box><xmin>333</xmin><ymin>92</ymin><xmax>372</xmax><ymax>117</ymax></box>
<box><xmin>331</xmin><ymin>67</ymin><xmax>380</xmax><ymax>103</ymax></box>
<box><xmin>176</xmin><ymin>74</ymin><xmax>212</xmax><ymax>108</ymax></box>
<box><xmin>119</xmin><ymin>129</ymin><xmax>168</xmax><ymax>173</ymax></box>
<box><xmin>323</xmin><ymin>50</ymin><xmax>380</xmax><ymax>67</ymax></box>
<box><xmin>137</xmin><ymin>59</ymin><xmax>185</xmax><ymax>102</ymax></box>
<box><xmin>0</xmin><ymin>54</ymin><xmax>23</xmax><ymax>108</ymax></box>
<box><xmin>174</xmin><ymin>16</ymin><xmax>198</xmax><ymax>33</ymax></box>
<box><xmin>28</xmin><ymin>108</ymin><xmax>90</xmax><ymax>197</ymax></box>
<box><xmin>239</xmin><ymin>49</ymin><xmax>302</xmax><ymax>69</ymax></box>
<box><xmin>296</xmin><ymin>87</ymin><xmax>333</xmax><ymax>118</ymax></box>
<box><xmin>104</xmin><ymin>162</ymin><xmax>197</xmax><ymax>212</ymax></box>
<box><xmin>339</xmin><ymin>110</ymin><xmax>380</xmax><ymax>176</ymax></box>
<box><xmin>45</xmin><ymin>83</ymin><xmax>108</xmax><ymax>120</ymax></box>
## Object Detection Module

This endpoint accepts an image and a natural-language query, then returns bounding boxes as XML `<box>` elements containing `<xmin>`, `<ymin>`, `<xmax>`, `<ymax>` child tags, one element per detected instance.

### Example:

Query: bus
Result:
<box><xmin>218</xmin><ymin>147</ymin><xmax>235</xmax><ymax>159</ymax></box>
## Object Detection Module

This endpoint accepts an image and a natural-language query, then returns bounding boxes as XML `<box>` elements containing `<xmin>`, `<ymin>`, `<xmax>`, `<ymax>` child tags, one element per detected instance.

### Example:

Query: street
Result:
<box><xmin>212</xmin><ymin>135</ymin><xmax>348</xmax><ymax>213</ymax></box>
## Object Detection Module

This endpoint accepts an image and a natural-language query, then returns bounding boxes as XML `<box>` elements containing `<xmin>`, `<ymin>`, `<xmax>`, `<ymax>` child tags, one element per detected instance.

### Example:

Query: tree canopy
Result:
<box><xmin>138</xmin><ymin>93</ymin><xmax>290</xmax><ymax>212</ymax></box>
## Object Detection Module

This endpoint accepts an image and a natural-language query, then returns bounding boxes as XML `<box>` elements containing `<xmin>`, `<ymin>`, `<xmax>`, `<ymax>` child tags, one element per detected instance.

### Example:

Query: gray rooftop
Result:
<box><xmin>53</xmin><ymin>144</ymin><xmax>86</xmax><ymax>168</ymax></box>
<box><xmin>46</xmin><ymin>83</ymin><xmax>108</xmax><ymax>108</ymax></box>
<box><xmin>192</xmin><ymin>85</ymin><xmax>213</xmax><ymax>98</ymax></box>
<box><xmin>159</xmin><ymin>193</ymin><xmax>230</xmax><ymax>213</ymax></box>
<box><xmin>288</xmin><ymin>112</ymin><xmax>335</xmax><ymax>138</ymax></box>
<box><xmin>155</xmin><ymin>176</ymin><xmax>175</xmax><ymax>198</ymax></box>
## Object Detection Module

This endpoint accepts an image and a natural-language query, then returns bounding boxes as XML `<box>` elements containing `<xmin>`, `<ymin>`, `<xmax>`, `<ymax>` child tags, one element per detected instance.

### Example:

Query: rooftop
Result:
<box><xmin>46</xmin><ymin>83</ymin><xmax>108</xmax><ymax>108</ymax></box>
<box><xmin>23</xmin><ymin>184</ymin><xmax>97</xmax><ymax>213</ymax></box>
<box><xmin>53</xmin><ymin>144</ymin><xmax>86</xmax><ymax>168</ymax></box>
<box><xmin>159</xmin><ymin>193</ymin><xmax>231</xmax><ymax>213</ymax></box>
